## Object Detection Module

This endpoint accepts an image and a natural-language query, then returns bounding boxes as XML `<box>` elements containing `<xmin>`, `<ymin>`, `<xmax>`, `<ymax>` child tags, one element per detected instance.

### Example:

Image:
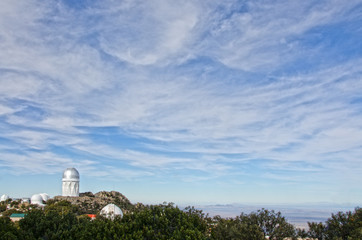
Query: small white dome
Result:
<box><xmin>100</xmin><ymin>204</ymin><xmax>123</xmax><ymax>220</ymax></box>
<box><xmin>0</xmin><ymin>194</ymin><xmax>9</xmax><ymax>202</ymax></box>
<box><xmin>31</xmin><ymin>194</ymin><xmax>44</xmax><ymax>206</ymax></box>
<box><xmin>39</xmin><ymin>193</ymin><xmax>50</xmax><ymax>202</ymax></box>
<box><xmin>62</xmin><ymin>168</ymin><xmax>79</xmax><ymax>181</ymax></box>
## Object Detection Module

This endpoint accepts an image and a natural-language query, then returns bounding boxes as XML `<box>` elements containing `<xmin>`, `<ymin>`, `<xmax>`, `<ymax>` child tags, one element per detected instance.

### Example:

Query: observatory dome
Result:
<box><xmin>31</xmin><ymin>194</ymin><xmax>44</xmax><ymax>206</ymax></box>
<box><xmin>62</xmin><ymin>168</ymin><xmax>79</xmax><ymax>181</ymax></box>
<box><xmin>40</xmin><ymin>193</ymin><xmax>50</xmax><ymax>202</ymax></box>
<box><xmin>62</xmin><ymin>167</ymin><xmax>80</xmax><ymax>197</ymax></box>
<box><xmin>0</xmin><ymin>194</ymin><xmax>9</xmax><ymax>202</ymax></box>
<box><xmin>100</xmin><ymin>204</ymin><xmax>123</xmax><ymax>220</ymax></box>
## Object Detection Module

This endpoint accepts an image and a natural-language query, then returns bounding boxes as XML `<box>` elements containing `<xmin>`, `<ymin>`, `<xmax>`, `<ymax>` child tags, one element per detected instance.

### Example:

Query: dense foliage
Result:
<box><xmin>211</xmin><ymin>209</ymin><xmax>295</xmax><ymax>239</ymax></box>
<box><xmin>1</xmin><ymin>200</ymin><xmax>361</xmax><ymax>239</ymax></box>
<box><xmin>1</xmin><ymin>203</ymin><xmax>209</xmax><ymax>240</ymax></box>
<box><xmin>307</xmin><ymin>207</ymin><xmax>362</xmax><ymax>240</ymax></box>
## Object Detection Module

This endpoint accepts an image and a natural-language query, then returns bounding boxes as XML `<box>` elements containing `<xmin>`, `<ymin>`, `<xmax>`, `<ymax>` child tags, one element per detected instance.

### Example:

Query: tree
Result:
<box><xmin>19</xmin><ymin>209</ymin><xmax>79</xmax><ymax>239</ymax></box>
<box><xmin>119</xmin><ymin>203</ymin><xmax>208</xmax><ymax>239</ymax></box>
<box><xmin>325</xmin><ymin>211</ymin><xmax>353</xmax><ymax>240</ymax></box>
<box><xmin>308</xmin><ymin>222</ymin><xmax>325</xmax><ymax>240</ymax></box>
<box><xmin>244</xmin><ymin>208</ymin><xmax>296</xmax><ymax>239</ymax></box>
<box><xmin>348</xmin><ymin>208</ymin><xmax>362</xmax><ymax>239</ymax></box>
<box><xmin>44</xmin><ymin>200</ymin><xmax>81</xmax><ymax>215</ymax></box>
<box><xmin>210</xmin><ymin>216</ymin><xmax>264</xmax><ymax>240</ymax></box>
<box><xmin>210</xmin><ymin>209</ymin><xmax>296</xmax><ymax>240</ymax></box>
<box><xmin>0</xmin><ymin>216</ymin><xmax>20</xmax><ymax>240</ymax></box>
<box><xmin>0</xmin><ymin>204</ymin><xmax>6</xmax><ymax>213</ymax></box>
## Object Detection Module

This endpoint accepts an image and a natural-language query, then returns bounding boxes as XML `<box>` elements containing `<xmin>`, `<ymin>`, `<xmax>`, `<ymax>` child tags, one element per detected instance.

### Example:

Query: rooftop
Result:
<box><xmin>10</xmin><ymin>213</ymin><xmax>26</xmax><ymax>218</ymax></box>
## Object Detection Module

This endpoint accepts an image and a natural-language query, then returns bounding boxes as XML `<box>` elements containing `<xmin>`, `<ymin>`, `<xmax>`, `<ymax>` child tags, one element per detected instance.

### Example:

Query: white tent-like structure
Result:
<box><xmin>100</xmin><ymin>204</ymin><xmax>123</xmax><ymax>220</ymax></box>
<box><xmin>0</xmin><ymin>194</ymin><xmax>9</xmax><ymax>202</ymax></box>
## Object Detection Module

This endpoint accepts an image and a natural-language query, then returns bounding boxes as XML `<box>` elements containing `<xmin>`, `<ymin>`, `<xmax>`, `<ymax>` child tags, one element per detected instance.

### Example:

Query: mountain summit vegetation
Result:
<box><xmin>1</xmin><ymin>191</ymin><xmax>361</xmax><ymax>239</ymax></box>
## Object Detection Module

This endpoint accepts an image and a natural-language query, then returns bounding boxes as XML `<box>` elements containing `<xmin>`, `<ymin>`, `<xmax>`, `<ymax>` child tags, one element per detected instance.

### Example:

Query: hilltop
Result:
<box><xmin>51</xmin><ymin>191</ymin><xmax>134</xmax><ymax>214</ymax></box>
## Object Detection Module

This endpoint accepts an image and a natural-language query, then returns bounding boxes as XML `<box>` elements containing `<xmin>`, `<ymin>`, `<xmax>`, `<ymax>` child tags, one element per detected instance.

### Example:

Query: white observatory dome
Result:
<box><xmin>0</xmin><ymin>194</ymin><xmax>9</xmax><ymax>202</ymax></box>
<box><xmin>63</xmin><ymin>168</ymin><xmax>79</xmax><ymax>181</ymax></box>
<box><xmin>40</xmin><ymin>193</ymin><xmax>50</xmax><ymax>202</ymax></box>
<box><xmin>31</xmin><ymin>194</ymin><xmax>44</xmax><ymax>206</ymax></box>
<box><xmin>100</xmin><ymin>204</ymin><xmax>123</xmax><ymax>220</ymax></box>
<box><xmin>62</xmin><ymin>167</ymin><xmax>80</xmax><ymax>197</ymax></box>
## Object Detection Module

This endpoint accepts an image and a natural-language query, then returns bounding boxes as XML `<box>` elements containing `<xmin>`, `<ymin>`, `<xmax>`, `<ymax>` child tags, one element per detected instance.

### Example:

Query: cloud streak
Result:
<box><xmin>0</xmin><ymin>0</ymin><xmax>362</xmax><ymax>203</ymax></box>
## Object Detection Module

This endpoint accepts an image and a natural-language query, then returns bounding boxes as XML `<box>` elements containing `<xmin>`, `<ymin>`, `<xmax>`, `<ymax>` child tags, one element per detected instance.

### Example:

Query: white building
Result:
<box><xmin>62</xmin><ymin>168</ymin><xmax>80</xmax><ymax>197</ymax></box>
<box><xmin>21</xmin><ymin>198</ymin><xmax>30</xmax><ymax>203</ymax></box>
<box><xmin>31</xmin><ymin>194</ymin><xmax>44</xmax><ymax>206</ymax></box>
<box><xmin>40</xmin><ymin>193</ymin><xmax>50</xmax><ymax>202</ymax></box>
<box><xmin>100</xmin><ymin>204</ymin><xmax>123</xmax><ymax>220</ymax></box>
<box><xmin>0</xmin><ymin>194</ymin><xmax>9</xmax><ymax>202</ymax></box>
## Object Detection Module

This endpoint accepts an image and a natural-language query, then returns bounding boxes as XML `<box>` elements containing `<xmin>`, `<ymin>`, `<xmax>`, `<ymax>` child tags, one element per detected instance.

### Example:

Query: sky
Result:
<box><xmin>0</xmin><ymin>0</ymin><xmax>362</xmax><ymax>206</ymax></box>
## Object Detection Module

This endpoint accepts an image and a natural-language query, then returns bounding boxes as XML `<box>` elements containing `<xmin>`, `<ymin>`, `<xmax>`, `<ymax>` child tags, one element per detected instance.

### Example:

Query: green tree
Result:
<box><xmin>210</xmin><ymin>216</ymin><xmax>264</xmax><ymax>240</ymax></box>
<box><xmin>296</xmin><ymin>228</ymin><xmax>308</xmax><ymax>238</ymax></box>
<box><xmin>118</xmin><ymin>203</ymin><xmax>208</xmax><ymax>239</ymax></box>
<box><xmin>19</xmin><ymin>209</ymin><xmax>79</xmax><ymax>239</ymax></box>
<box><xmin>0</xmin><ymin>216</ymin><xmax>21</xmax><ymax>240</ymax></box>
<box><xmin>210</xmin><ymin>209</ymin><xmax>295</xmax><ymax>240</ymax></box>
<box><xmin>325</xmin><ymin>211</ymin><xmax>353</xmax><ymax>240</ymax></box>
<box><xmin>308</xmin><ymin>222</ymin><xmax>325</xmax><ymax>240</ymax></box>
<box><xmin>348</xmin><ymin>208</ymin><xmax>362</xmax><ymax>239</ymax></box>
<box><xmin>44</xmin><ymin>200</ymin><xmax>81</xmax><ymax>215</ymax></box>
<box><xmin>245</xmin><ymin>208</ymin><xmax>296</xmax><ymax>239</ymax></box>
<box><xmin>0</xmin><ymin>204</ymin><xmax>7</xmax><ymax>212</ymax></box>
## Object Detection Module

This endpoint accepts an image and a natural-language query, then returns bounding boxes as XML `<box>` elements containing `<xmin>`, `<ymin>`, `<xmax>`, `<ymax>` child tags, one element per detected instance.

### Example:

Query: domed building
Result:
<box><xmin>31</xmin><ymin>194</ymin><xmax>44</xmax><ymax>206</ymax></box>
<box><xmin>0</xmin><ymin>194</ymin><xmax>9</xmax><ymax>202</ymax></box>
<box><xmin>62</xmin><ymin>168</ymin><xmax>80</xmax><ymax>197</ymax></box>
<box><xmin>40</xmin><ymin>193</ymin><xmax>50</xmax><ymax>202</ymax></box>
<box><xmin>100</xmin><ymin>204</ymin><xmax>123</xmax><ymax>220</ymax></box>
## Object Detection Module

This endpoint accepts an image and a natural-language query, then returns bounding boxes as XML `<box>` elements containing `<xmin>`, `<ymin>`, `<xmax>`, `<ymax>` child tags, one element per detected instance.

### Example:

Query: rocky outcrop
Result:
<box><xmin>52</xmin><ymin>191</ymin><xmax>133</xmax><ymax>214</ymax></box>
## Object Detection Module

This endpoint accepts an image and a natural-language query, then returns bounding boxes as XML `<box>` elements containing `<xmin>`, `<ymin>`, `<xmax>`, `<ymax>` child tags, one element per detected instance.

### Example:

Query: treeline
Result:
<box><xmin>212</xmin><ymin>208</ymin><xmax>362</xmax><ymax>240</ymax></box>
<box><xmin>1</xmin><ymin>200</ymin><xmax>361</xmax><ymax>239</ymax></box>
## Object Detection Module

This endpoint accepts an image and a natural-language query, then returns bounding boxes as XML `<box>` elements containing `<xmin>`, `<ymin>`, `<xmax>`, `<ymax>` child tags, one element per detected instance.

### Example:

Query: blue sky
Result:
<box><xmin>1</xmin><ymin>0</ymin><xmax>362</xmax><ymax>206</ymax></box>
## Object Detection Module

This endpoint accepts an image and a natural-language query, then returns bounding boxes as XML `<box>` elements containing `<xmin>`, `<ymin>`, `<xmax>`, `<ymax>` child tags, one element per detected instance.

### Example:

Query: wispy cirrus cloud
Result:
<box><xmin>199</xmin><ymin>0</ymin><xmax>362</xmax><ymax>71</ymax></box>
<box><xmin>0</xmin><ymin>0</ymin><xmax>362</xmax><ymax>203</ymax></box>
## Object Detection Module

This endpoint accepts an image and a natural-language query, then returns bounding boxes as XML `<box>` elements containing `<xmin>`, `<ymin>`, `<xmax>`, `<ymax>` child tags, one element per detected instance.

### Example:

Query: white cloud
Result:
<box><xmin>200</xmin><ymin>0</ymin><xmax>362</xmax><ymax>71</ymax></box>
<box><xmin>95</xmin><ymin>0</ymin><xmax>199</xmax><ymax>65</ymax></box>
<box><xmin>0</xmin><ymin>151</ymin><xmax>75</xmax><ymax>174</ymax></box>
<box><xmin>0</xmin><ymin>0</ymin><xmax>362</xmax><ymax>202</ymax></box>
<box><xmin>0</xmin><ymin>104</ymin><xmax>16</xmax><ymax>116</ymax></box>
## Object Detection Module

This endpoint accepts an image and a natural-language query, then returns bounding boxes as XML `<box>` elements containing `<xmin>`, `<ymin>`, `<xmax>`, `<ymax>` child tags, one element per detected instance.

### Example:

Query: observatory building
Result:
<box><xmin>40</xmin><ymin>193</ymin><xmax>50</xmax><ymax>202</ymax></box>
<box><xmin>30</xmin><ymin>193</ymin><xmax>49</xmax><ymax>205</ymax></box>
<box><xmin>62</xmin><ymin>168</ymin><xmax>80</xmax><ymax>197</ymax></box>
<box><xmin>31</xmin><ymin>194</ymin><xmax>45</xmax><ymax>206</ymax></box>
<box><xmin>1</xmin><ymin>194</ymin><xmax>9</xmax><ymax>202</ymax></box>
<box><xmin>100</xmin><ymin>203</ymin><xmax>123</xmax><ymax>220</ymax></box>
